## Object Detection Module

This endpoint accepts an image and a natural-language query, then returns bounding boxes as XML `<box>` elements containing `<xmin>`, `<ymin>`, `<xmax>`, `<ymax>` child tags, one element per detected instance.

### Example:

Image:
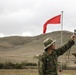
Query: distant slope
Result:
<box><xmin>0</xmin><ymin>30</ymin><xmax>76</xmax><ymax>63</ymax></box>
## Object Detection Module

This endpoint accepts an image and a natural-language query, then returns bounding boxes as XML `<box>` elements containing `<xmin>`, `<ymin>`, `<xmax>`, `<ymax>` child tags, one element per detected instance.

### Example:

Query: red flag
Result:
<box><xmin>43</xmin><ymin>15</ymin><xmax>61</xmax><ymax>34</ymax></box>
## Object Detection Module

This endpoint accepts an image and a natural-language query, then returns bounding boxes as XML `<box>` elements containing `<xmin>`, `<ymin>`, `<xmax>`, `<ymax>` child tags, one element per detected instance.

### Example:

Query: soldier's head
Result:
<box><xmin>43</xmin><ymin>38</ymin><xmax>56</xmax><ymax>51</ymax></box>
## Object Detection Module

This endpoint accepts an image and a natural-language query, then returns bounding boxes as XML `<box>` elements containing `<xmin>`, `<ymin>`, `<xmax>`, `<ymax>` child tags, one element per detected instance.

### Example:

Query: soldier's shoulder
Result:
<box><xmin>39</xmin><ymin>52</ymin><xmax>47</xmax><ymax>60</ymax></box>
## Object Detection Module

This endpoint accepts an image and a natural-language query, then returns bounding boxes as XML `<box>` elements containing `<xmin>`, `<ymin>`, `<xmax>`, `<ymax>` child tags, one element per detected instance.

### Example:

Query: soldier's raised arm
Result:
<box><xmin>55</xmin><ymin>35</ymin><xmax>76</xmax><ymax>57</ymax></box>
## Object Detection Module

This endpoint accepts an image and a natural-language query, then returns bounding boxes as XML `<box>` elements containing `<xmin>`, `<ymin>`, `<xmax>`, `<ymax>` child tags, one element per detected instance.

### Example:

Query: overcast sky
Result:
<box><xmin>0</xmin><ymin>0</ymin><xmax>76</xmax><ymax>37</ymax></box>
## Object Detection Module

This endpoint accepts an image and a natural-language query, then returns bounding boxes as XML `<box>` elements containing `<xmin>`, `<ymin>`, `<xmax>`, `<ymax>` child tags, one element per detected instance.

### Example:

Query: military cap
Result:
<box><xmin>44</xmin><ymin>38</ymin><xmax>56</xmax><ymax>50</ymax></box>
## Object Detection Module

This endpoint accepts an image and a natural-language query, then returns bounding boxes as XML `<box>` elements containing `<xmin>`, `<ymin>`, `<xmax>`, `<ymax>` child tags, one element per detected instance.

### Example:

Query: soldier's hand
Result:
<box><xmin>71</xmin><ymin>34</ymin><xmax>76</xmax><ymax>40</ymax></box>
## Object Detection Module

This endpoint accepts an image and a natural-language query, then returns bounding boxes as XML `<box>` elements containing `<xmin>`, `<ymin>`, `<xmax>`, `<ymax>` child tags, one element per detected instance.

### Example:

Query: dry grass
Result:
<box><xmin>0</xmin><ymin>69</ymin><xmax>38</xmax><ymax>75</ymax></box>
<box><xmin>0</xmin><ymin>69</ymin><xmax>76</xmax><ymax>75</ymax></box>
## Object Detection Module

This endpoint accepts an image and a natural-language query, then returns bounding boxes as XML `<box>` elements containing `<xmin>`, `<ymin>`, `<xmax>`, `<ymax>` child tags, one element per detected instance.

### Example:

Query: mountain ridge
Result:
<box><xmin>0</xmin><ymin>30</ymin><xmax>76</xmax><ymax>63</ymax></box>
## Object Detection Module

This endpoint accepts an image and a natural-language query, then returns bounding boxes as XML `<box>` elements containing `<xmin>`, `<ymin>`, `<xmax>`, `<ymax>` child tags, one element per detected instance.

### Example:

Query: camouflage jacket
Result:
<box><xmin>38</xmin><ymin>40</ymin><xmax>75</xmax><ymax>75</ymax></box>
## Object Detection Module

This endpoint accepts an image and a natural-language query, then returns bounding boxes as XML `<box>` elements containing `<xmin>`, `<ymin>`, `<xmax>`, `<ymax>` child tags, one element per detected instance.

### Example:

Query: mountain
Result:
<box><xmin>0</xmin><ymin>30</ymin><xmax>76</xmax><ymax>63</ymax></box>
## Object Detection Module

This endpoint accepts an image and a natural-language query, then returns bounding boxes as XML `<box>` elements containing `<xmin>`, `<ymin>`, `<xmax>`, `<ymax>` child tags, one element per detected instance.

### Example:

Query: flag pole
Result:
<box><xmin>59</xmin><ymin>11</ymin><xmax>63</xmax><ymax>75</ymax></box>
<box><xmin>61</xmin><ymin>11</ymin><xmax>63</xmax><ymax>46</ymax></box>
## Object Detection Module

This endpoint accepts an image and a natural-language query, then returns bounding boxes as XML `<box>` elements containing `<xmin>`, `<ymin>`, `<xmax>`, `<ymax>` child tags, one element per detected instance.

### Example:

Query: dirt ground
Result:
<box><xmin>0</xmin><ymin>69</ymin><xmax>76</xmax><ymax>75</ymax></box>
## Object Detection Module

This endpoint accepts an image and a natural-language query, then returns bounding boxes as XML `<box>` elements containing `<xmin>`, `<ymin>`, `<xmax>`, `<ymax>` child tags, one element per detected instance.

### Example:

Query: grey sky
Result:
<box><xmin>0</xmin><ymin>0</ymin><xmax>76</xmax><ymax>37</ymax></box>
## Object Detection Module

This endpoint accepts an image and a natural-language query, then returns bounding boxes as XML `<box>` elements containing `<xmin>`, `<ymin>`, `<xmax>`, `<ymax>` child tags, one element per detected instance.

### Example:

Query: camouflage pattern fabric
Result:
<box><xmin>38</xmin><ymin>40</ymin><xmax>75</xmax><ymax>75</ymax></box>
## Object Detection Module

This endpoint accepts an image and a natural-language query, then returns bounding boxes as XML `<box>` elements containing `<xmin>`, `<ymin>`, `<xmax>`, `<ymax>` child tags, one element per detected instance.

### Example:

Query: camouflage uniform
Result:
<box><xmin>38</xmin><ymin>40</ymin><xmax>75</xmax><ymax>75</ymax></box>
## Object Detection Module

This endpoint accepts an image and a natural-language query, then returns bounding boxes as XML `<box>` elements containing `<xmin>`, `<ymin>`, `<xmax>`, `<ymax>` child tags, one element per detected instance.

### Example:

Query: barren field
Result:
<box><xmin>0</xmin><ymin>69</ymin><xmax>76</xmax><ymax>75</ymax></box>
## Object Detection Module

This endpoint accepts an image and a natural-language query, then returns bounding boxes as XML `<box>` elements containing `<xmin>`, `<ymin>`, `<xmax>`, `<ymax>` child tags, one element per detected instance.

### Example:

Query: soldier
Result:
<box><xmin>38</xmin><ymin>35</ymin><xmax>76</xmax><ymax>75</ymax></box>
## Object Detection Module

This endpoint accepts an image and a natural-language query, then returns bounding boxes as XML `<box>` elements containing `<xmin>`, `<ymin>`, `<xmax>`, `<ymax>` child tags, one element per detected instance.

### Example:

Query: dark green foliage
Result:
<box><xmin>0</xmin><ymin>63</ymin><xmax>3</xmax><ymax>69</ymax></box>
<box><xmin>26</xmin><ymin>62</ymin><xmax>37</xmax><ymax>66</ymax></box>
<box><xmin>15</xmin><ymin>63</ymin><xmax>22</xmax><ymax>69</ymax></box>
<box><xmin>0</xmin><ymin>61</ymin><xmax>37</xmax><ymax>69</ymax></box>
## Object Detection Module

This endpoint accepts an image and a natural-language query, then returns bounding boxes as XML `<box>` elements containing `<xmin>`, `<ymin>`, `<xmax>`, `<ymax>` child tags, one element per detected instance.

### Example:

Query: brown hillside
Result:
<box><xmin>0</xmin><ymin>30</ymin><xmax>76</xmax><ymax>63</ymax></box>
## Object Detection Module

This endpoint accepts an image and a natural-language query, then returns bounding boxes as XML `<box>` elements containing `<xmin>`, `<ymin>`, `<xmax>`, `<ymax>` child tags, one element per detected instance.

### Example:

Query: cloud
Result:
<box><xmin>22</xmin><ymin>32</ymin><xmax>33</xmax><ymax>36</ymax></box>
<box><xmin>0</xmin><ymin>33</ymin><xmax>5</xmax><ymax>38</ymax></box>
<box><xmin>0</xmin><ymin>0</ymin><xmax>76</xmax><ymax>36</ymax></box>
<box><xmin>0</xmin><ymin>32</ymin><xmax>33</xmax><ymax>37</ymax></box>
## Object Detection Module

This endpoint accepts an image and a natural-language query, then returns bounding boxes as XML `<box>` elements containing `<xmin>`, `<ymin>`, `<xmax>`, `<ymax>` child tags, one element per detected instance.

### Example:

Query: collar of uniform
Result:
<box><xmin>43</xmin><ymin>50</ymin><xmax>54</xmax><ymax>56</ymax></box>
